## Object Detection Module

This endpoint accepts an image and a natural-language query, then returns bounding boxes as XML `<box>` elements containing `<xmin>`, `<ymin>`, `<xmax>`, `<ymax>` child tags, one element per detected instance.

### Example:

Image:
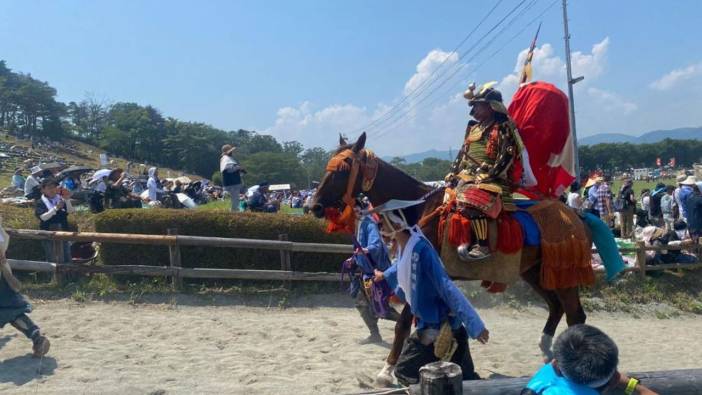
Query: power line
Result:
<box><xmin>345</xmin><ymin>0</ymin><xmax>505</xmax><ymax>136</ymax></box>
<box><xmin>367</xmin><ymin>0</ymin><xmax>533</xmax><ymax>138</ymax></box>
<box><xmin>374</xmin><ymin>0</ymin><xmax>556</xmax><ymax>139</ymax></box>
<box><xmin>371</xmin><ymin>0</ymin><xmax>541</xmax><ymax>139</ymax></box>
<box><xmin>372</xmin><ymin>0</ymin><xmax>559</xmax><ymax>140</ymax></box>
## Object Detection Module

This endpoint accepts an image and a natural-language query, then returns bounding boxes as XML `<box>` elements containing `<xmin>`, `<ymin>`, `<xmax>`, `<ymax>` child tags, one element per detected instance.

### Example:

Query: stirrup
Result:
<box><xmin>457</xmin><ymin>244</ymin><xmax>491</xmax><ymax>261</ymax></box>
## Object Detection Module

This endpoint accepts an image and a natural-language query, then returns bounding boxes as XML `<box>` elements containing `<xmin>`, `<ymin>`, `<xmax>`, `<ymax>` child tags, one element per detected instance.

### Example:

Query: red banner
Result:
<box><xmin>656</xmin><ymin>157</ymin><xmax>661</xmax><ymax>167</ymax></box>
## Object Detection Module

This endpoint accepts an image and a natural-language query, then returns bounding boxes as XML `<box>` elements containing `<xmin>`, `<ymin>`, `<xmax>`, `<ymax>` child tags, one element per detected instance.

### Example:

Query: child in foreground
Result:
<box><xmin>522</xmin><ymin>324</ymin><xmax>656</xmax><ymax>395</ymax></box>
<box><xmin>0</xmin><ymin>220</ymin><xmax>50</xmax><ymax>357</ymax></box>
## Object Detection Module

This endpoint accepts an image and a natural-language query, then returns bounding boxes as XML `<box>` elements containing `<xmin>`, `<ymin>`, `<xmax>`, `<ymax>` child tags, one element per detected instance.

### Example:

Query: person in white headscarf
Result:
<box><xmin>147</xmin><ymin>167</ymin><xmax>164</xmax><ymax>205</ymax></box>
<box><xmin>1</xmin><ymin>217</ymin><xmax>52</xmax><ymax>357</ymax></box>
<box><xmin>371</xmin><ymin>199</ymin><xmax>489</xmax><ymax>386</ymax></box>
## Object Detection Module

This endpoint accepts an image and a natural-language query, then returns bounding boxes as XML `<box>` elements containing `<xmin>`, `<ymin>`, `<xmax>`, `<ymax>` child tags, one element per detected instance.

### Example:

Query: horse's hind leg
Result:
<box><xmin>376</xmin><ymin>304</ymin><xmax>412</xmax><ymax>386</ymax></box>
<box><xmin>554</xmin><ymin>286</ymin><xmax>586</xmax><ymax>326</ymax></box>
<box><xmin>521</xmin><ymin>264</ymin><xmax>564</xmax><ymax>362</ymax></box>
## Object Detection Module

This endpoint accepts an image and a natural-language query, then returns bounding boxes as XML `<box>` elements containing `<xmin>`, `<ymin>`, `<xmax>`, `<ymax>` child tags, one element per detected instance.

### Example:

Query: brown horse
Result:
<box><xmin>312</xmin><ymin>132</ymin><xmax>587</xmax><ymax>384</ymax></box>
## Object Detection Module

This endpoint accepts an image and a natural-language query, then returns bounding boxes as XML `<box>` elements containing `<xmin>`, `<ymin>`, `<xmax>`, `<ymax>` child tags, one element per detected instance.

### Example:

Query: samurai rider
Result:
<box><xmin>372</xmin><ymin>199</ymin><xmax>489</xmax><ymax>385</ymax></box>
<box><xmin>344</xmin><ymin>196</ymin><xmax>399</xmax><ymax>344</ymax></box>
<box><xmin>446</xmin><ymin>82</ymin><xmax>525</xmax><ymax>261</ymax></box>
<box><xmin>0</xmin><ymin>222</ymin><xmax>51</xmax><ymax>358</ymax></box>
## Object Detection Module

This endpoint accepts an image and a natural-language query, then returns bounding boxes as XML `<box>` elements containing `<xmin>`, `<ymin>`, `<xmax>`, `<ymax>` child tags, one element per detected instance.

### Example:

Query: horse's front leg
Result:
<box><xmin>375</xmin><ymin>304</ymin><xmax>412</xmax><ymax>386</ymax></box>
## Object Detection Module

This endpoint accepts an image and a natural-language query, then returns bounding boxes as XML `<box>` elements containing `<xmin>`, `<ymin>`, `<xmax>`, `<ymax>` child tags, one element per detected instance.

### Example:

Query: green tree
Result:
<box><xmin>241</xmin><ymin>151</ymin><xmax>305</xmax><ymax>187</ymax></box>
<box><xmin>301</xmin><ymin>147</ymin><xmax>331</xmax><ymax>187</ymax></box>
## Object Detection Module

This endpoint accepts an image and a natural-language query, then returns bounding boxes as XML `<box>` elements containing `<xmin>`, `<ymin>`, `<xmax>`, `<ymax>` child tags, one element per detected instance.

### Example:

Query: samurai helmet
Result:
<box><xmin>464</xmin><ymin>81</ymin><xmax>508</xmax><ymax>115</ymax></box>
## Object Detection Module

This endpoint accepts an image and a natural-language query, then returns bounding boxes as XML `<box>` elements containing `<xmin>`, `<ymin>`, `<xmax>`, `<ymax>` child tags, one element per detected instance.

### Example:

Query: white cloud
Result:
<box><xmin>404</xmin><ymin>49</ymin><xmax>459</xmax><ymax>95</ymax></box>
<box><xmin>262</xmin><ymin>39</ymin><xmax>702</xmax><ymax>157</ymax></box>
<box><xmin>263</xmin><ymin>49</ymin><xmax>468</xmax><ymax>155</ymax></box>
<box><xmin>649</xmin><ymin>62</ymin><xmax>702</xmax><ymax>90</ymax></box>
<box><xmin>265</xmin><ymin>101</ymin><xmax>375</xmax><ymax>148</ymax></box>
<box><xmin>587</xmin><ymin>87</ymin><xmax>638</xmax><ymax>114</ymax></box>
<box><xmin>497</xmin><ymin>37</ymin><xmax>610</xmax><ymax>100</ymax></box>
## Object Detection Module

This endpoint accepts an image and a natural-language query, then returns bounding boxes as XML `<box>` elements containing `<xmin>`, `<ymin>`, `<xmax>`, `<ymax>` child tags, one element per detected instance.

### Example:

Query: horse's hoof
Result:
<box><xmin>375</xmin><ymin>362</ymin><xmax>395</xmax><ymax>387</ymax></box>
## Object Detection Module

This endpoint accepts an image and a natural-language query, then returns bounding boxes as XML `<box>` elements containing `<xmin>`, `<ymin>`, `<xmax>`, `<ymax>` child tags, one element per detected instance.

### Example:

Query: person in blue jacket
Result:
<box><xmin>372</xmin><ymin>199</ymin><xmax>489</xmax><ymax>385</ymax></box>
<box><xmin>522</xmin><ymin>324</ymin><xmax>657</xmax><ymax>395</ymax></box>
<box><xmin>351</xmin><ymin>197</ymin><xmax>399</xmax><ymax>344</ymax></box>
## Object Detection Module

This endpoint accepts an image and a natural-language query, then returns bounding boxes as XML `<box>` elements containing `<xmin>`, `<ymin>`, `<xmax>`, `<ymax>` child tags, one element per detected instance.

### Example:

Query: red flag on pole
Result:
<box><xmin>656</xmin><ymin>157</ymin><xmax>661</xmax><ymax>167</ymax></box>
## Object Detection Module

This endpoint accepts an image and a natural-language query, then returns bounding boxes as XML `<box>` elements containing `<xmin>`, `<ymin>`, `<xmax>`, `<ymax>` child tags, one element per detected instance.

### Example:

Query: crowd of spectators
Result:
<box><xmin>569</xmin><ymin>172</ymin><xmax>702</xmax><ymax>266</ymax></box>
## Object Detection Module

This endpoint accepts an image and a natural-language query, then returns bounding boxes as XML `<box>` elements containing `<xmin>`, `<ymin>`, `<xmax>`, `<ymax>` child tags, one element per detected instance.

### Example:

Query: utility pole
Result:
<box><xmin>562</xmin><ymin>0</ymin><xmax>583</xmax><ymax>178</ymax></box>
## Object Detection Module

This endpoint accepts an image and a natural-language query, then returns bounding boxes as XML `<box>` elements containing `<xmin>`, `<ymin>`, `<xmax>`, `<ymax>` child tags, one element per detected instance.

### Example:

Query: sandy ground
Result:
<box><xmin>1</xmin><ymin>294</ymin><xmax>701</xmax><ymax>395</ymax></box>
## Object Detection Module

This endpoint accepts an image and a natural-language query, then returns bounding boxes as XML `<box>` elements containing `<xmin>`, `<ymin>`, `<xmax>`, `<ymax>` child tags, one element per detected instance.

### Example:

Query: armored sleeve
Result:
<box><xmin>486</xmin><ymin>122</ymin><xmax>518</xmax><ymax>182</ymax></box>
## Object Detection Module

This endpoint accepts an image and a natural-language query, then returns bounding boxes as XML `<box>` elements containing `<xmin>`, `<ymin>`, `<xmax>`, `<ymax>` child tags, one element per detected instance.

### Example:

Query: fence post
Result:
<box><xmin>278</xmin><ymin>234</ymin><xmax>291</xmax><ymax>272</ymax></box>
<box><xmin>636</xmin><ymin>241</ymin><xmax>647</xmax><ymax>280</ymax></box>
<box><xmin>168</xmin><ymin>228</ymin><xmax>182</xmax><ymax>290</ymax></box>
<box><xmin>52</xmin><ymin>238</ymin><xmax>65</xmax><ymax>286</ymax></box>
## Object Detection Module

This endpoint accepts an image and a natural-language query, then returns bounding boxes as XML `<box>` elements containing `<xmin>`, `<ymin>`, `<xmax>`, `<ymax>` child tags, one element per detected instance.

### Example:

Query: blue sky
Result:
<box><xmin>1</xmin><ymin>0</ymin><xmax>701</xmax><ymax>155</ymax></box>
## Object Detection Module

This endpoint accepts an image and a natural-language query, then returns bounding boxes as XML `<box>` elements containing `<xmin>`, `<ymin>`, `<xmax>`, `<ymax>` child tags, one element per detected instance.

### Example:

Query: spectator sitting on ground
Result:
<box><xmin>247</xmin><ymin>182</ymin><xmax>277</xmax><ymax>212</ymax></box>
<box><xmin>172</xmin><ymin>180</ymin><xmax>183</xmax><ymax>194</ymax></box>
<box><xmin>640</xmin><ymin>222</ymin><xmax>697</xmax><ymax>265</ymax></box>
<box><xmin>522</xmin><ymin>324</ymin><xmax>658</xmax><ymax>395</ymax></box>
<box><xmin>24</xmin><ymin>166</ymin><xmax>44</xmax><ymax>198</ymax></box>
<box><xmin>11</xmin><ymin>168</ymin><xmax>25</xmax><ymax>190</ymax></box>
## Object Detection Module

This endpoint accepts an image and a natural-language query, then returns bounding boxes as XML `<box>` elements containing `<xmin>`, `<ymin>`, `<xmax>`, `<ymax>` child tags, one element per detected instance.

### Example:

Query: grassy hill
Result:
<box><xmin>0</xmin><ymin>135</ymin><xmax>196</xmax><ymax>187</ymax></box>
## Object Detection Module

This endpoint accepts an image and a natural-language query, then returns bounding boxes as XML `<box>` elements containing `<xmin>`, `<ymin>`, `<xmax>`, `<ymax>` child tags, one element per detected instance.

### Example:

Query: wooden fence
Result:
<box><xmin>5</xmin><ymin>228</ymin><xmax>702</xmax><ymax>289</ymax></box>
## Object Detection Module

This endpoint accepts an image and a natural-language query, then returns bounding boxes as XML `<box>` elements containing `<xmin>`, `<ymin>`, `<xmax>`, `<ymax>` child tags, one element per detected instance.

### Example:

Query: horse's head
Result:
<box><xmin>311</xmin><ymin>132</ymin><xmax>368</xmax><ymax>218</ymax></box>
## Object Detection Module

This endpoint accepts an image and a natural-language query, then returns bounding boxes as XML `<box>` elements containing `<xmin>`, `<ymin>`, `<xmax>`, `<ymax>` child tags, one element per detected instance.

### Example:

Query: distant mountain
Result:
<box><xmin>388</xmin><ymin>126</ymin><xmax>702</xmax><ymax>164</ymax></box>
<box><xmin>383</xmin><ymin>149</ymin><xmax>456</xmax><ymax>164</ymax></box>
<box><xmin>579</xmin><ymin>126</ymin><xmax>702</xmax><ymax>145</ymax></box>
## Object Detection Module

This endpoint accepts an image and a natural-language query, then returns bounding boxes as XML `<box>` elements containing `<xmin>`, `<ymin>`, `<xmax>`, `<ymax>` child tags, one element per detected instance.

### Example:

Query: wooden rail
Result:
<box><xmin>5</xmin><ymin>228</ymin><xmax>350</xmax><ymax>288</ymax></box>
<box><xmin>5</xmin><ymin>228</ymin><xmax>702</xmax><ymax>289</ymax></box>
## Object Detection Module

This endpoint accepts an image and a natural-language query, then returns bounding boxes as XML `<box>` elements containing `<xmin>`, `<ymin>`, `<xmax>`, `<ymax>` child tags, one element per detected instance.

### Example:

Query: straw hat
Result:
<box><xmin>221</xmin><ymin>144</ymin><xmax>236</xmax><ymax>156</ymax></box>
<box><xmin>681</xmin><ymin>176</ymin><xmax>697</xmax><ymax>186</ymax></box>
<box><xmin>676</xmin><ymin>174</ymin><xmax>687</xmax><ymax>183</ymax></box>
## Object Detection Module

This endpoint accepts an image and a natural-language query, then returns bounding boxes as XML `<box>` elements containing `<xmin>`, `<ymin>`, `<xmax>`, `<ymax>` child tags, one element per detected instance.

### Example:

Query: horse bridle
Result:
<box><xmin>324</xmin><ymin>149</ymin><xmax>378</xmax><ymax>209</ymax></box>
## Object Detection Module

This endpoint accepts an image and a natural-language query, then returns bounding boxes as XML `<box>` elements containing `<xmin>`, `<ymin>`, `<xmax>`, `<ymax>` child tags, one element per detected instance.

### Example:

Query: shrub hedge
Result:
<box><xmin>94</xmin><ymin>209</ymin><xmax>351</xmax><ymax>272</ymax></box>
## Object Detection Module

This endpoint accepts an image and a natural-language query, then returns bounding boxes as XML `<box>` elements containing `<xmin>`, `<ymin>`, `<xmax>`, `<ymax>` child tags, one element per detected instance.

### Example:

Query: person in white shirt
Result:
<box><xmin>147</xmin><ymin>167</ymin><xmax>164</xmax><ymax>206</ymax></box>
<box><xmin>566</xmin><ymin>181</ymin><xmax>583</xmax><ymax>210</ymax></box>
<box><xmin>23</xmin><ymin>166</ymin><xmax>43</xmax><ymax>197</ymax></box>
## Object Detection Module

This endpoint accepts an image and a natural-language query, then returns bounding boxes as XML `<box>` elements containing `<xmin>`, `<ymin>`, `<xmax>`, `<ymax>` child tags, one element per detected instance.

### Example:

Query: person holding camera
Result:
<box><xmin>35</xmin><ymin>178</ymin><xmax>74</xmax><ymax>263</ymax></box>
